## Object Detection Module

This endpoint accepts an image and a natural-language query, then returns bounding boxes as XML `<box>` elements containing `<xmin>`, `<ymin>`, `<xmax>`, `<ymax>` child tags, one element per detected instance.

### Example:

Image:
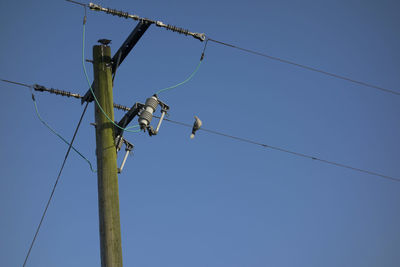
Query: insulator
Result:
<box><xmin>33</xmin><ymin>84</ymin><xmax>81</xmax><ymax>99</ymax></box>
<box><xmin>165</xmin><ymin>24</ymin><xmax>189</xmax><ymax>35</ymax></box>
<box><xmin>106</xmin><ymin>7</ymin><xmax>130</xmax><ymax>19</ymax></box>
<box><xmin>113</xmin><ymin>103</ymin><xmax>130</xmax><ymax>112</ymax></box>
<box><xmin>138</xmin><ymin>96</ymin><xmax>159</xmax><ymax>129</ymax></box>
<box><xmin>88</xmin><ymin>3</ymin><xmax>205</xmax><ymax>42</ymax></box>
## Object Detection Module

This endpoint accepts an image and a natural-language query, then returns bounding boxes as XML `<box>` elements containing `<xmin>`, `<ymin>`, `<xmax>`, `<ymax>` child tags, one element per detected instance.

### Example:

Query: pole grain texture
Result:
<box><xmin>93</xmin><ymin>44</ymin><xmax>123</xmax><ymax>267</ymax></box>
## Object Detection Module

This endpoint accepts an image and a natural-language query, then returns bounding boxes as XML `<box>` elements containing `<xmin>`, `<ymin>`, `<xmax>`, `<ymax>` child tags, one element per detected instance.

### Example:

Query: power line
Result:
<box><xmin>66</xmin><ymin>0</ymin><xmax>206</xmax><ymax>41</ymax></box>
<box><xmin>2</xmin><ymin>78</ymin><xmax>398</xmax><ymax>182</ymax></box>
<box><xmin>66</xmin><ymin>1</ymin><xmax>399</xmax><ymax>96</ymax></box>
<box><xmin>207</xmin><ymin>38</ymin><xmax>400</xmax><ymax>96</ymax></box>
<box><xmin>0</xmin><ymin>78</ymin><xmax>31</xmax><ymax>88</ymax></box>
<box><xmin>161</xmin><ymin>117</ymin><xmax>400</xmax><ymax>183</ymax></box>
<box><xmin>22</xmin><ymin>101</ymin><xmax>89</xmax><ymax>267</ymax></box>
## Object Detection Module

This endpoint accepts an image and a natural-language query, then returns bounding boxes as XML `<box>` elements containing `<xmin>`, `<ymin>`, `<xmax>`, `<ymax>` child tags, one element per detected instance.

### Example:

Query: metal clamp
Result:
<box><xmin>117</xmin><ymin>137</ymin><xmax>134</xmax><ymax>174</ymax></box>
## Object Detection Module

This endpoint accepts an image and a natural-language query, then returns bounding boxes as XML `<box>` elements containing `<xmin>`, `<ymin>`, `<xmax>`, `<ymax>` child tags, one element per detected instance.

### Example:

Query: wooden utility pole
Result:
<box><xmin>93</xmin><ymin>44</ymin><xmax>123</xmax><ymax>267</ymax></box>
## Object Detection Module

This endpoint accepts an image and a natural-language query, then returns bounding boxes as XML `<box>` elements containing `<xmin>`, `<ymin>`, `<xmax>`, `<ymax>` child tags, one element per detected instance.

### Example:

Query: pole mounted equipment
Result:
<box><xmin>116</xmin><ymin>137</ymin><xmax>134</xmax><ymax>174</ymax></box>
<box><xmin>138</xmin><ymin>94</ymin><xmax>169</xmax><ymax>136</ymax></box>
<box><xmin>112</xmin><ymin>95</ymin><xmax>170</xmax><ymax>174</ymax></box>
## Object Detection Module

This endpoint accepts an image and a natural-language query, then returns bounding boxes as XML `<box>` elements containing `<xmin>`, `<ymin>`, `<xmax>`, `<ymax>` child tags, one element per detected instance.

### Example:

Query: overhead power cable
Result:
<box><xmin>0</xmin><ymin>79</ymin><xmax>31</xmax><ymax>88</ymax></box>
<box><xmin>3</xmin><ymin>78</ymin><xmax>398</xmax><ymax>182</ymax></box>
<box><xmin>160</xmin><ymin>117</ymin><xmax>400</xmax><ymax>183</ymax></box>
<box><xmin>67</xmin><ymin>0</ymin><xmax>399</xmax><ymax>96</ymax></box>
<box><xmin>22</xmin><ymin>101</ymin><xmax>89</xmax><ymax>267</ymax></box>
<box><xmin>207</xmin><ymin>38</ymin><xmax>400</xmax><ymax>96</ymax></box>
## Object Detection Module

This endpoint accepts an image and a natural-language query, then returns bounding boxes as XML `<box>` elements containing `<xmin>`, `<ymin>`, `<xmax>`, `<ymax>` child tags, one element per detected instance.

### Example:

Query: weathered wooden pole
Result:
<box><xmin>93</xmin><ymin>43</ymin><xmax>123</xmax><ymax>267</ymax></box>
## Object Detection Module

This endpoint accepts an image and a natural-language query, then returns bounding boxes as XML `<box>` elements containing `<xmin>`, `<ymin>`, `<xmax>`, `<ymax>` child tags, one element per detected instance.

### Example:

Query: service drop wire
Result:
<box><xmin>31</xmin><ymin>91</ymin><xmax>96</xmax><ymax>172</ymax></box>
<box><xmin>156</xmin><ymin>39</ymin><xmax>208</xmax><ymax>95</ymax></box>
<box><xmin>82</xmin><ymin>21</ymin><xmax>141</xmax><ymax>133</ymax></box>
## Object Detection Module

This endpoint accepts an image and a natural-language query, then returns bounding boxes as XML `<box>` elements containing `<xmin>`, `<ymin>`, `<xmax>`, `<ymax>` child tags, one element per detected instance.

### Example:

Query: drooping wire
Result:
<box><xmin>81</xmin><ymin>15</ymin><xmax>140</xmax><ymax>132</ymax></box>
<box><xmin>155</xmin><ymin>61</ymin><xmax>202</xmax><ymax>95</ymax></box>
<box><xmin>160</xmin><ymin>116</ymin><xmax>400</xmax><ymax>183</ymax></box>
<box><xmin>0</xmin><ymin>79</ymin><xmax>96</xmax><ymax>172</ymax></box>
<box><xmin>156</xmin><ymin>39</ymin><xmax>208</xmax><ymax>95</ymax></box>
<box><xmin>207</xmin><ymin>38</ymin><xmax>400</xmax><ymax>96</ymax></box>
<box><xmin>22</xmin><ymin>101</ymin><xmax>89</xmax><ymax>267</ymax></box>
<box><xmin>31</xmin><ymin>91</ymin><xmax>96</xmax><ymax>172</ymax></box>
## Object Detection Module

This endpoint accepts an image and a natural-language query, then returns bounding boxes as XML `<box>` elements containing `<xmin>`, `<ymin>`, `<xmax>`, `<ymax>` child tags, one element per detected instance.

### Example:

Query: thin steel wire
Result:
<box><xmin>207</xmin><ymin>38</ymin><xmax>400</xmax><ymax>96</ymax></box>
<box><xmin>1</xmin><ymin>78</ymin><xmax>31</xmax><ymax>88</ymax></box>
<box><xmin>66</xmin><ymin>0</ymin><xmax>88</xmax><ymax>7</ymax></box>
<box><xmin>22</xmin><ymin>102</ymin><xmax>89</xmax><ymax>267</ymax></box>
<box><xmin>161</xmin><ymin>117</ymin><xmax>400</xmax><ymax>183</ymax></box>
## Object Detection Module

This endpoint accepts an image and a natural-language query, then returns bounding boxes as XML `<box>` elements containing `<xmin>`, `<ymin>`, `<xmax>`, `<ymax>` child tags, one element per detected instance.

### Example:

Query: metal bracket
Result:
<box><xmin>115</xmin><ymin>102</ymin><xmax>144</xmax><ymax>139</ymax></box>
<box><xmin>117</xmin><ymin>137</ymin><xmax>134</xmax><ymax>174</ymax></box>
<box><xmin>114</xmin><ymin>102</ymin><xmax>143</xmax><ymax>162</ymax></box>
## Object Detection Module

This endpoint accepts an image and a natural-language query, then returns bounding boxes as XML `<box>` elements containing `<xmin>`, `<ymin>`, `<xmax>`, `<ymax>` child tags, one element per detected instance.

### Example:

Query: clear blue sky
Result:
<box><xmin>1</xmin><ymin>0</ymin><xmax>400</xmax><ymax>266</ymax></box>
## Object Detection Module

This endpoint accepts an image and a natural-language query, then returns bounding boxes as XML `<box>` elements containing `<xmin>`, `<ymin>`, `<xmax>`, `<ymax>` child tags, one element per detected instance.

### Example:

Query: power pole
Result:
<box><xmin>93</xmin><ymin>43</ymin><xmax>123</xmax><ymax>267</ymax></box>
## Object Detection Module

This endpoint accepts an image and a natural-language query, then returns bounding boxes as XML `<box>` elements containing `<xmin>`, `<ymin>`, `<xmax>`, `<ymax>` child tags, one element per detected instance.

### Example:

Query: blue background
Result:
<box><xmin>1</xmin><ymin>0</ymin><xmax>400</xmax><ymax>266</ymax></box>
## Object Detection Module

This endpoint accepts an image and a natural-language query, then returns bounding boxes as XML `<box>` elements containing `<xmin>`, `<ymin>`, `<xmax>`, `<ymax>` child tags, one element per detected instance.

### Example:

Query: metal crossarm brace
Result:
<box><xmin>115</xmin><ymin>102</ymin><xmax>144</xmax><ymax>138</ymax></box>
<box><xmin>114</xmin><ymin>102</ymin><xmax>143</xmax><ymax>157</ymax></box>
<box><xmin>81</xmin><ymin>21</ymin><xmax>151</xmax><ymax>104</ymax></box>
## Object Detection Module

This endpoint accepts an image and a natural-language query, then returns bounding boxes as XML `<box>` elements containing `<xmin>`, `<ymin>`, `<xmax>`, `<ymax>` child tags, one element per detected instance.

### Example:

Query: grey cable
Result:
<box><xmin>1</xmin><ymin>79</ymin><xmax>31</xmax><ymax>88</ymax></box>
<box><xmin>207</xmin><ymin>38</ymin><xmax>400</xmax><ymax>96</ymax></box>
<box><xmin>22</xmin><ymin>102</ymin><xmax>89</xmax><ymax>267</ymax></box>
<box><xmin>161</xmin><ymin>117</ymin><xmax>400</xmax><ymax>183</ymax></box>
